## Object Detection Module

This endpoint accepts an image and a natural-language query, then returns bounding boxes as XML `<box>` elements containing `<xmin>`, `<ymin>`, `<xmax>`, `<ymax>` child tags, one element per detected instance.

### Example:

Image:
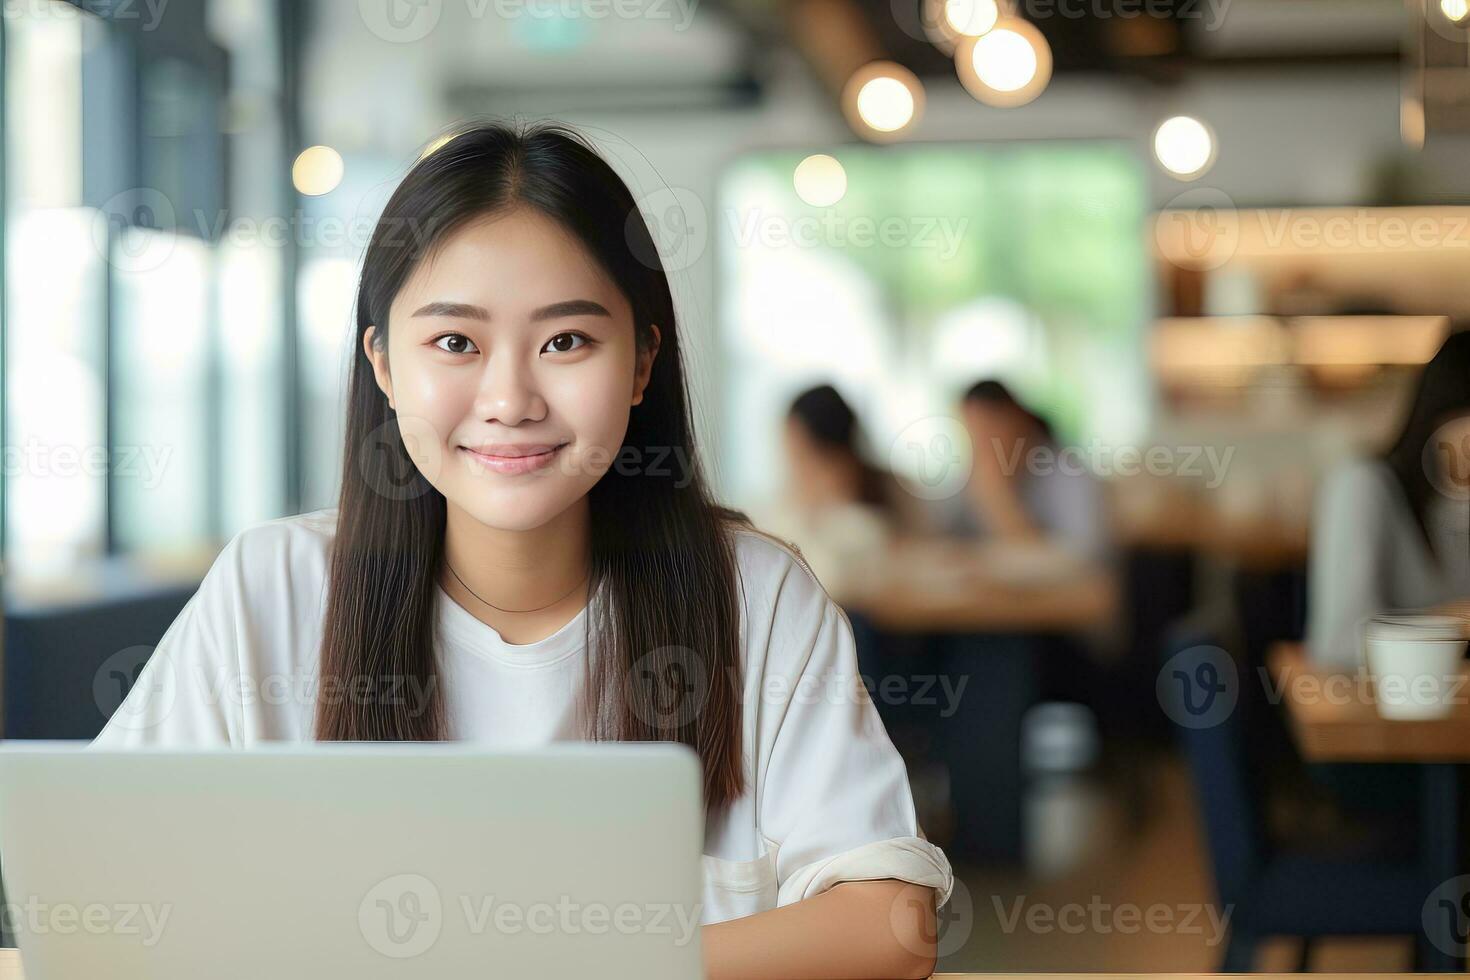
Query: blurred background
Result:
<box><xmin>4</xmin><ymin>0</ymin><xmax>1470</xmax><ymax>972</ymax></box>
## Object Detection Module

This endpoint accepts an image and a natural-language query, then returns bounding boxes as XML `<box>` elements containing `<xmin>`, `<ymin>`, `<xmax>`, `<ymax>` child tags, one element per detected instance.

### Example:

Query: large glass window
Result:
<box><xmin>3</xmin><ymin>5</ymin><xmax>106</xmax><ymax>574</ymax></box>
<box><xmin>717</xmin><ymin>143</ymin><xmax>1152</xmax><ymax>507</ymax></box>
<box><xmin>3</xmin><ymin>0</ymin><xmax>292</xmax><ymax>580</ymax></box>
<box><xmin>110</xmin><ymin>230</ymin><xmax>212</xmax><ymax>553</ymax></box>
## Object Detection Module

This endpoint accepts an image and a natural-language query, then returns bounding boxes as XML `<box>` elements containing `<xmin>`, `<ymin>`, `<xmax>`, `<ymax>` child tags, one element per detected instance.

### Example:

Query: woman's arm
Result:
<box><xmin>1305</xmin><ymin>461</ymin><xmax>1394</xmax><ymax>668</ymax></box>
<box><xmin>966</xmin><ymin>440</ymin><xmax>1042</xmax><ymax>542</ymax></box>
<box><xmin>702</xmin><ymin>879</ymin><xmax>938</xmax><ymax>980</ymax></box>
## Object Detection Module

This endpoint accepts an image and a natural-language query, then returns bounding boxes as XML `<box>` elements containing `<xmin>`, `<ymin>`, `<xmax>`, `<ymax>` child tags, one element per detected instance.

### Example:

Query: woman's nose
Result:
<box><xmin>474</xmin><ymin>355</ymin><xmax>547</xmax><ymax>426</ymax></box>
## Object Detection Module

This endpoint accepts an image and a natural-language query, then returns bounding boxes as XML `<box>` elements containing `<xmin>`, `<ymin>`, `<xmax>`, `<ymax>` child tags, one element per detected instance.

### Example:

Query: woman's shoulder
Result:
<box><xmin>727</xmin><ymin>521</ymin><xmax>826</xmax><ymax>601</ymax></box>
<box><xmin>222</xmin><ymin>507</ymin><xmax>339</xmax><ymax>573</ymax></box>
<box><xmin>200</xmin><ymin>508</ymin><xmax>339</xmax><ymax>620</ymax></box>
<box><xmin>724</xmin><ymin>520</ymin><xmax>846</xmax><ymax>655</ymax></box>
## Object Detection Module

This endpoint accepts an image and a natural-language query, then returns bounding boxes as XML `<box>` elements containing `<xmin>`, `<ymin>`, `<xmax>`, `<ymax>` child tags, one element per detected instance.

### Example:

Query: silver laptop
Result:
<box><xmin>0</xmin><ymin>741</ymin><xmax>705</xmax><ymax>979</ymax></box>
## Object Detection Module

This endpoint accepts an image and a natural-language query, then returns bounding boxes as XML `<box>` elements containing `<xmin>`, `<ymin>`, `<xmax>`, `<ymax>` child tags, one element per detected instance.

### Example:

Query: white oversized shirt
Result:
<box><xmin>92</xmin><ymin>508</ymin><xmax>955</xmax><ymax>924</ymax></box>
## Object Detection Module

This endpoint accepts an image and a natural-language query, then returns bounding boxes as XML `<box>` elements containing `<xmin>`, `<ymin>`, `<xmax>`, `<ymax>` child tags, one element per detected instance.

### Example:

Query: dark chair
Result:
<box><xmin>1163</xmin><ymin>625</ymin><xmax>1439</xmax><ymax>971</ymax></box>
<box><xmin>4</xmin><ymin>582</ymin><xmax>194</xmax><ymax>739</ymax></box>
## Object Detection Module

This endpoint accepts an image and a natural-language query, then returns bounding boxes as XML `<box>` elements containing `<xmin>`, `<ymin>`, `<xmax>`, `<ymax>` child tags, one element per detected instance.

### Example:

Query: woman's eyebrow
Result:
<box><xmin>411</xmin><ymin>301</ymin><xmax>489</xmax><ymax>320</ymax></box>
<box><xmin>409</xmin><ymin>299</ymin><xmax>611</xmax><ymax>322</ymax></box>
<box><xmin>529</xmin><ymin>299</ymin><xmax>612</xmax><ymax>322</ymax></box>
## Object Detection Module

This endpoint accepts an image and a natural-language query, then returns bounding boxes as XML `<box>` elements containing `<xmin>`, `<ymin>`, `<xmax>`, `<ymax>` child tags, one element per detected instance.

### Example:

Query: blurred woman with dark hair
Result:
<box><xmin>1308</xmin><ymin>329</ymin><xmax>1470</xmax><ymax>666</ymax></box>
<box><xmin>756</xmin><ymin>383</ymin><xmax>925</xmax><ymax>595</ymax></box>
<box><xmin>946</xmin><ymin>378</ymin><xmax>1108</xmax><ymax>563</ymax></box>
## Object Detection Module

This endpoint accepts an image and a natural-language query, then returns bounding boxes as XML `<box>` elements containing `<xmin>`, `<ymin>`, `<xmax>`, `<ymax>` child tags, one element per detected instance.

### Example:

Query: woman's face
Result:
<box><xmin>362</xmin><ymin>207</ymin><xmax>660</xmax><ymax>532</ymax></box>
<box><xmin>782</xmin><ymin>416</ymin><xmax>856</xmax><ymax>507</ymax></box>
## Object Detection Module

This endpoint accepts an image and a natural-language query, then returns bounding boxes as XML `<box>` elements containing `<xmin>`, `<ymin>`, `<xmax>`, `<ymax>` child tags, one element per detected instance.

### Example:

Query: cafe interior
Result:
<box><xmin>3</xmin><ymin>0</ymin><xmax>1470</xmax><ymax>973</ymax></box>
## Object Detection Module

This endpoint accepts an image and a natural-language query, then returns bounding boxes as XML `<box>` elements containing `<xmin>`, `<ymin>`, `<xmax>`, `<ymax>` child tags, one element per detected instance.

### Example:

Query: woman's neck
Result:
<box><xmin>440</xmin><ymin>498</ymin><xmax>592</xmax><ymax>645</ymax></box>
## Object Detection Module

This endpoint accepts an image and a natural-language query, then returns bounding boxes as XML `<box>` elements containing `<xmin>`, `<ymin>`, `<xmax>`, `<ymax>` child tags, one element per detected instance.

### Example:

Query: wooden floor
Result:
<box><xmin>935</xmin><ymin>751</ymin><xmax>1413</xmax><ymax>973</ymax></box>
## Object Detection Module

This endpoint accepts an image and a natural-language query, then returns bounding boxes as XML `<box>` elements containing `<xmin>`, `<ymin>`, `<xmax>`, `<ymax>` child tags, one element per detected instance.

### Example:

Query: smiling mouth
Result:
<box><xmin>459</xmin><ymin>443</ymin><xmax>568</xmax><ymax>475</ymax></box>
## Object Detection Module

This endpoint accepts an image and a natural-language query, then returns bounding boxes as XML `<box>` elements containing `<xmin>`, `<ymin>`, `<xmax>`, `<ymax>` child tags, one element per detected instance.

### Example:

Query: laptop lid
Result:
<box><xmin>0</xmin><ymin>741</ymin><xmax>705</xmax><ymax>979</ymax></box>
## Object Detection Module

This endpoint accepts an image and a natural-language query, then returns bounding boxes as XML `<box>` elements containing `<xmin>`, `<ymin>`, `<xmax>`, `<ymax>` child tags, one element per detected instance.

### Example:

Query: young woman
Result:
<box><xmin>92</xmin><ymin>121</ymin><xmax>953</xmax><ymax>978</ymax></box>
<box><xmin>1307</xmin><ymin>329</ymin><xmax>1470</xmax><ymax>667</ymax></box>
<box><xmin>945</xmin><ymin>379</ymin><xmax>1108</xmax><ymax>562</ymax></box>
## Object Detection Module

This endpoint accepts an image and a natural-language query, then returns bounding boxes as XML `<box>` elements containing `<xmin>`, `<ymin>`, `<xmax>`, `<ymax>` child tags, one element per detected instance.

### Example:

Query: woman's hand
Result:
<box><xmin>700</xmin><ymin>879</ymin><xmax>939</xmax><ymax>979</ymax></box>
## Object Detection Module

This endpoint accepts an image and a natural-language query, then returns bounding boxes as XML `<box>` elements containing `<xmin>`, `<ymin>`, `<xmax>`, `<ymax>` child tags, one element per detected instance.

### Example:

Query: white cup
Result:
<box><xmin>1362</xmin><ymin>614</ymin><xmax>1469</xmax><ymax>720</ymax></box>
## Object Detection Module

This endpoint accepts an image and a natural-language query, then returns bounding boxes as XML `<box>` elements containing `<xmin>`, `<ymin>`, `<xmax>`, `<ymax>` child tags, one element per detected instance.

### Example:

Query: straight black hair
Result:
<box><xmin>1383</xmin><ymin>328</ymin><xmax>1470</xmax><ymax>556</ymax></box>
<box><xmin>788</xmin><ymin>384</ymin><xmax>891</xmax><ymax>511</ymax></box>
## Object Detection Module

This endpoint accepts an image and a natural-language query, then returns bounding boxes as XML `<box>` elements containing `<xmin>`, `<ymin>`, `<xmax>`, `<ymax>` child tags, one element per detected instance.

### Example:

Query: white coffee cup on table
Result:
<box><xmin>1361</xmin><ymin>613</ymin><xmax>1469</xmax><ymax>720</ymax></box>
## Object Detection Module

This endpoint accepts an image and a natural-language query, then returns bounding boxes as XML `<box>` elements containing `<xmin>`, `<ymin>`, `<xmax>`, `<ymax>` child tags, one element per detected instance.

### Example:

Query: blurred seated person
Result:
<box><xmin>752</xmin><ymin>384</ymin><xmax>922</xmax><ymax>596</ymax></box>
<box><xmin>1307</xmin><ymin>330</ymin><xmax>1470</xmax><ymax>668</ymax></box>
<box><xmin>942</xmin><ymin>379</ymin><xmax>1109</xmax><ymax>564</ymax></box>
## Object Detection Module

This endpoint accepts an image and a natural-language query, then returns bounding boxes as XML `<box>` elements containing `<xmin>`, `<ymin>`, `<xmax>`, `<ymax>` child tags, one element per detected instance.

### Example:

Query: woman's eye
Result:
<box><xmin>542</xmin><ymin>332</ymin><xmax>588</xmax><ymax>354</ymax></box>
<box><xmin>433</xmin><ymin>334</ymin><xmax>479</xmax><ymax>355</ymax></box>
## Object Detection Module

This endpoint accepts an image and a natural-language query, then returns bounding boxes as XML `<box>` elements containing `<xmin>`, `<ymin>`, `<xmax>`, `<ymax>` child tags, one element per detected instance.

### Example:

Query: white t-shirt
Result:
<box><xmin>92</xmin><ymin>508</ymin><xmax>954</xmax><ymax>924</ymax></box>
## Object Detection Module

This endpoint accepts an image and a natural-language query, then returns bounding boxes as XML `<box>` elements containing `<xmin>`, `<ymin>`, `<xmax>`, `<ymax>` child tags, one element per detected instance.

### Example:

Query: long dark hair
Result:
<box><xmin>317</xmin><ymin>120</ymin><xmax>748</xmax><ymax>811</ymax></box>
<box><xmin>788</xmin><ymin>384</ymin><xmax>892</xmax><ymax>511</ymax></box>
<box><xmin>1383</xmin><ymin>328</ymin><xmax>1470</xmax><ymax>554</ymax></box>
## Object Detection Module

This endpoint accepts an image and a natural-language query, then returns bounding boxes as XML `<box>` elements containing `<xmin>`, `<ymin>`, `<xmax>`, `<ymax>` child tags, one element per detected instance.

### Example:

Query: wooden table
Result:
<box><xmin>1268</xmin><ymin>642</ymin><xmax>1470</xmax><ymax>762</ymax></box>
<box><xmin>1267</xmin><ymin>641</ymin><xmax>1469</xmax><ymax>972</ymax></box>
<box><xmin>0</xmin><ymin>956</ymin><xmax>1435</xmax><ymax>979</ymax></box>
<box><xmin>833</xmin><ymin>539</ymin><xmax>1117</xmax><ymax>867</ymax></box>
<box><xmin>832</xmin><ymin>538</ymin><xmax>1118</xmax><ymax>633</ymax></box>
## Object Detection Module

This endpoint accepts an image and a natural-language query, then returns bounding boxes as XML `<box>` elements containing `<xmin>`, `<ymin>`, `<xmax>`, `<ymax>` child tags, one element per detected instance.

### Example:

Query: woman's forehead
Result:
<box><xmin>393</xmin><ymin>211</ymin><xmax>625</xmax><ymax>318</ymax></box>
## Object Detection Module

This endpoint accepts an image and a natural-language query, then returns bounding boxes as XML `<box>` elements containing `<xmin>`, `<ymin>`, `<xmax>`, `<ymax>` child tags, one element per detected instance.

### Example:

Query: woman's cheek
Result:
<box><xmin>553</xmin><ymin>373</ymin><xmax>633</xmax><ymax>480</ymax></box>
<box><xmin>397</xmin><ymin>366</ymin><xmax>474</xmax><ymax>483</ymax></box>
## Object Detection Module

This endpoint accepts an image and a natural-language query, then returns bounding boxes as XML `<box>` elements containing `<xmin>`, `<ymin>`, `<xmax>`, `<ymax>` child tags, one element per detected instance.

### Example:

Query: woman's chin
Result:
<box><xmin>449</xmin><ymin>487</ymin><xmax>585</xmax><ymax>534</ymax></box>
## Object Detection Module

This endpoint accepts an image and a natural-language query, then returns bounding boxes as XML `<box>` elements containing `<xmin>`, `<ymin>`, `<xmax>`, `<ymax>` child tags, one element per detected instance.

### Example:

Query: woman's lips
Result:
<box><xmin>460</xmin><ymin>444</ymin><xmax>565</xmax><ymax>475</ymax></box>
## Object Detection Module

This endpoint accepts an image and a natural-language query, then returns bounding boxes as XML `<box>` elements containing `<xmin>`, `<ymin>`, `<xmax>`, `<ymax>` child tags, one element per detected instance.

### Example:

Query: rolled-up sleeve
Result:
<box><xmin>754</xmin><ymin>563</ymin><xmax>954</xmax><ymax>910</ymax></box>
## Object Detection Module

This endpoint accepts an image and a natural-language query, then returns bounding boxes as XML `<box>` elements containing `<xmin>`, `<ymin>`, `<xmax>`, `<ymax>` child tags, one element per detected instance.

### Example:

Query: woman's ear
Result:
<box><xmin>631</xmin><ymin>324</ymin><xmax>662</xmax><ymax>406</ymax></box>
<box><xmin>362</xmin><ymin>325</ymin><xmax>396</xmax><ymax>410</ymax></box>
